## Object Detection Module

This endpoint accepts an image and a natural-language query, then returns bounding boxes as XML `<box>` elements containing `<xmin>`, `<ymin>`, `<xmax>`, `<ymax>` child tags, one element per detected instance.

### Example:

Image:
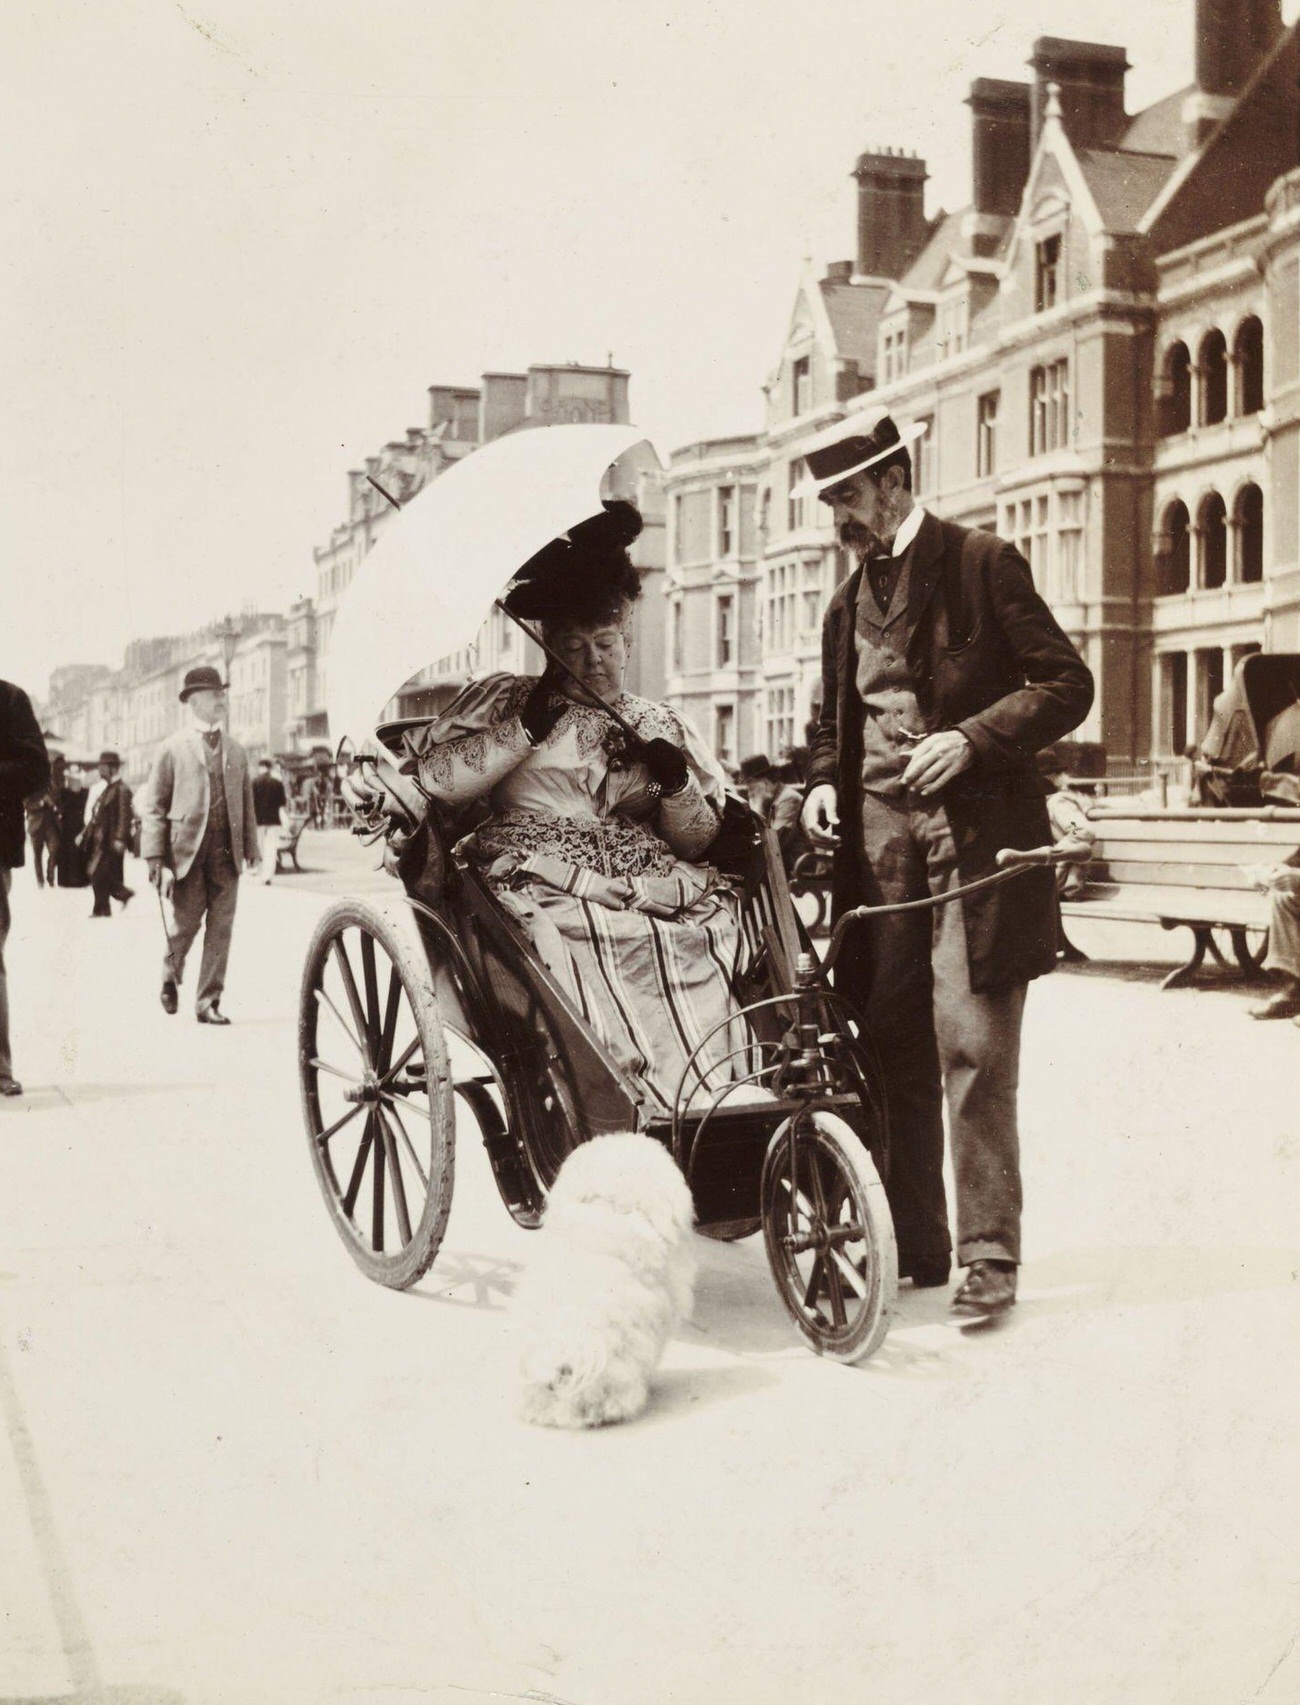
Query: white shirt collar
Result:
<box><xmin>890</xmin><ymin>504</ymin><xmax>926</xmax><ymax>557</ymax></box>
<box><xmin>191</xmin><ymin>719</ymin><xmax>222</xmax><ymax>736</ymax></box>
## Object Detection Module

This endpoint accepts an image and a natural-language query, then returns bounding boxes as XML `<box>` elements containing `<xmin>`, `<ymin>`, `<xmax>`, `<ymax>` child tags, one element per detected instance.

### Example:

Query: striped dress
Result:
<box><xmin>410</xmin><ymin>674</ymin><xmax>750</xmax><ymax>1116</ymax></box>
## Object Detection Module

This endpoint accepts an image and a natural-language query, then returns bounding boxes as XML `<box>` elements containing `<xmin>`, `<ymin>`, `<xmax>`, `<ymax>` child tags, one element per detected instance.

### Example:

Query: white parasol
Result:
<box><xmin>326</xmin><ymin>423</ymin><xmax>654</xmax><ymax>748</ymax></box>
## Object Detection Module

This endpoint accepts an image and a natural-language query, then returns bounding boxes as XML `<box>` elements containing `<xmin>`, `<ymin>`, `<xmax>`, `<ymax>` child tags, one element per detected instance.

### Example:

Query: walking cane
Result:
<box><xmin>154</xmin><ymin>873</ymin><xmax>181</xmax><ymax>990</ymax></box>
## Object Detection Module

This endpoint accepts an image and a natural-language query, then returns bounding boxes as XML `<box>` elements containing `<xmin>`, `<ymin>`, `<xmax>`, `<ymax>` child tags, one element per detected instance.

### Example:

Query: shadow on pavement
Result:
<box><xmin>411</xmin><ymin>1249</ymin><xmax>521</xmax><ymax>1312</ymax></box>
<box><xmin>3</xmin><ymin>1690</ymin><xmax>185</xmax><ymax>1704</ymax></box>
<box><xmin>0</xmin><ymin>1083</ymin><xmax>213</xmax><ymax>1114</ymax></box>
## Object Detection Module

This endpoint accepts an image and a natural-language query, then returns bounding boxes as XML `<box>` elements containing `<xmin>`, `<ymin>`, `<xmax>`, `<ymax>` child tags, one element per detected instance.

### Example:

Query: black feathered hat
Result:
<box><xmin>503</xmin><ymin>500</ymin><xmax>644</xmax><ymax>624</ymax></box>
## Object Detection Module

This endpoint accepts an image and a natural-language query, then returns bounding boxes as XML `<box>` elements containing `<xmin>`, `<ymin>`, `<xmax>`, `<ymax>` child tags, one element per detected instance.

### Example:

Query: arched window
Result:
<box><xmin>1233</xmin><ymin>316</ymin><xmax>1264</xmax><ymax>416</ymax></box>
<box><xmin>1158</xmin><ymin>341</ymin><xmax>1192</xmax><ymax>436</ymax></box>
<box><xmin>1235</xmin><ymin>482</ymin><xmax>1264</xmax><ymax>583</ymax></box>
<box><xmin>1198</xmin><ymin>491</ymin><xmax>1227</xmax><ymax>588</ymax></box>
<box><xmin>1199</xmin><ymin>329</ymin><xmax>1228</xmax><ymax>425</ymax></box>
<box><xmin>1155</xmin><ymin>499</ymin><xmax>1190</xmax><ymax>596</ymax></box>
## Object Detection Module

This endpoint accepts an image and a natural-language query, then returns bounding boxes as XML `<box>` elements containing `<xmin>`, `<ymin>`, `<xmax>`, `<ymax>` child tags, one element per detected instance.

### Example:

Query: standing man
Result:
<box><xmin>251</xmin><ymin>758</ymin><xmax>287</xmax><ymax>884</ymax></box>
<box><xmin>24</xmin><ymin>753</ymin><xmax>61</xmax><ymax>888</ymax></box>
<box><xmin>799</xmin><ymin>410</ymin><xmax>1093</xmax><ymax>1317</ymax></box>
<box><xmin>140</xmin><ymin>665</ymin><xmax>258</xmax><ymax>1024</ymax></box>
<box><xmin>82</xmin><ymin>751</ymin><xmax>135</xmax><ymax>917</ymax></box>
<box><xmin>0</xmin><ymin>679</ymin><xmax>51</xmax><ymax>1096</ymax></box>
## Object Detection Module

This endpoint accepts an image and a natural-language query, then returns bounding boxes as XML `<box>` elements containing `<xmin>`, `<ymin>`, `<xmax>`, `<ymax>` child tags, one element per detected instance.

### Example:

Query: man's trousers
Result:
<box><xmin>166</xmin><ymin>840</ymin><xmax>240</xmax><ymax>1011</ymax></box>
<box><xmin>91</xmin><ymin>848</ymin><xmax>132</xmax><ymax>916</ymax></box>
<box><xmin>28</xmin><ymin>822</ymin><xmax>57</xmax><ymax>887</ymax></box>
<box><xmin>848</xmin><ymin>791</ymin><xmax>1026</xmax><ymax>1269</ymax></box>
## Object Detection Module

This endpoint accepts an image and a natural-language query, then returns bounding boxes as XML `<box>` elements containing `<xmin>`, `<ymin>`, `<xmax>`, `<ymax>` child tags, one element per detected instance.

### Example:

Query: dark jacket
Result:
<box><xmin>0</xmin><ymin>681</ymin><xmax>51</xmax><ymax>869</ymax></box>
<box><xmin>82</xmin><ymin>778</ymin><xmax>135</xmax><ymax>873</ymax></box>
<box><xmin>808</xmin><ymin>511</ymin><xmax>1094</xmax><ymax>992</ymax></box>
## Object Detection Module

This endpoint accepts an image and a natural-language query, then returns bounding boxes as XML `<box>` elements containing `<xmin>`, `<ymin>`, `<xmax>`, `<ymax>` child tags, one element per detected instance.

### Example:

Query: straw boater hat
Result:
<box><xmin>793</xmin><ymin>408</ymin><xmax>929</xmax><ymax>499</ymax></box>
<box><xmin>178</xmin><ymin>665</ymin><xmax>227</xmax><ymax>702</ymax></box>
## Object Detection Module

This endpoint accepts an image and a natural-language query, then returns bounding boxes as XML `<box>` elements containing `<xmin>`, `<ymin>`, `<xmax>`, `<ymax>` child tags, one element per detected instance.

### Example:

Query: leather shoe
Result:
<box><xmin>900</xmin><ymin>1260</ymin><xmax>951</xmax><ymax>1289</ymax></box>
<box><xmin>197</xmin><ymin>1005</ymin><xmax>231</xmax><ymax>1026</ymax></box>
<box><xmin>160</xmin><ymin>979</ymin><xmax>178</xmax><ymax>1015</ymax></box>
<box><xmin>1249</xmin><ymin>989</ymin><xmax>1300</xmax><ymax>1020</ymax></box>
<box><xmin>0</xmin><ymin>1077</ymin><xmax>22</xmax><ymax>1098</ymax></box>
<box><xmin>951</xmin><ymin>1259</ymin><xmax>1017</xmax><ymax>1318</ymax></box>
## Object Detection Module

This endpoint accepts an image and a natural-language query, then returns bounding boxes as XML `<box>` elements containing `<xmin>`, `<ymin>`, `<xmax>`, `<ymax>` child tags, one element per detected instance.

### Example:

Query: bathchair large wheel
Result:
<box><xmin>299</xmin><ymin>897</ymin><xmax>455</xmax><ymax>1290</ymax></box>
<box><xmin>760</xmin><ymin>1108</ymin><xmax>897</xmax><ymax>1363</ymax></box>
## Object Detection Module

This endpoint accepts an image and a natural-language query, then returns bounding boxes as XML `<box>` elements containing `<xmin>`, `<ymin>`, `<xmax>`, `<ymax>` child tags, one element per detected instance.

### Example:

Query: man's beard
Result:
<box><xmin>839</xmin><ymin>517</ymin><xmax>884</xmax><ymax>557</ymax></box>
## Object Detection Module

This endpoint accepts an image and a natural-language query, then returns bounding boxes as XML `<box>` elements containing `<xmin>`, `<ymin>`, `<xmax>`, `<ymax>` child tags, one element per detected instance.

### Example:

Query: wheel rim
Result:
<box><xmin>762</xmin><ymin>1111</ymin><xmax>893</xmax><ymax>1361</ymax></box>
<box><xmin>303</xmin><ymin>924</ymin><xmax>440</xmax><ymax>1273</ymax></box>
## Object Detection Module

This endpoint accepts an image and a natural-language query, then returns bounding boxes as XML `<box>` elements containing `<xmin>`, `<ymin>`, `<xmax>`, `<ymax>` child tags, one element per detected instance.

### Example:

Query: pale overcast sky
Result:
<box><xmin>3</xmin><ymin>0</ymin><xmax>1295</xmax><ymax>693</ymax></box>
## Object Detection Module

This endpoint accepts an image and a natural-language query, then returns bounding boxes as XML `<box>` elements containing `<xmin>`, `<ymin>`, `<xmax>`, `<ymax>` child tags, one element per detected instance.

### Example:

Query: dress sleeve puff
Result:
<box><xmin>403</xmin><ymin>673</ymin><xmax>536</xmax><ymax>805</ymax></box>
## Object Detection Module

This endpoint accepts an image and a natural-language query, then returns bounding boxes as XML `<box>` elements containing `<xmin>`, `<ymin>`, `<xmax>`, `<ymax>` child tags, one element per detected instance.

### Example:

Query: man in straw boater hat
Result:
<box><xmin>799</xmin><ymin>408</ymin><xmax>1093</xmax><ymax>1317</ymax></box>
<box><xmin>140</xmin><ymin>665</ymin><xmax>258</xmax><ymax>1024</ymax></box>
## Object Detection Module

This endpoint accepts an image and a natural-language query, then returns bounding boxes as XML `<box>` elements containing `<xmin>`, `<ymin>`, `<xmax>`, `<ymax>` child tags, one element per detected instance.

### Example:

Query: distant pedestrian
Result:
<box><xmin>0</xmin><ymin>679</ymin><xmax>51</xmax><ymax>1096</ymax></box>
<box><xmin>140</xmin><ymin>666</ymin><xmax>258</xmax><ymax>1025</ymax></box>
<box><xmin>24</xmin><ymin>753</ymin><xmax>61</xmax><ymax>888</ymax></box>
<box><xmin>81</xmin><ymin>751</ymin><xmax>135</xmax><ymax>918</ymax></box>
<box><xmin>251</xmin><ymin>758</ymin><xmax>287</xmax><ymax>884</ymax></box>
<box><xmin>55</xmin><ymin>764</ymin><xmax>89</xmax><ymax>888</ymax></box>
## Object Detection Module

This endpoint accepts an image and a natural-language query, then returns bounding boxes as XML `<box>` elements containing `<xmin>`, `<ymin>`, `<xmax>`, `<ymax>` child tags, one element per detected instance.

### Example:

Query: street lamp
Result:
<box><xmin>216</xmin><ymin>614</ymin><xmax>241</xmax><ymax>676</ymax></box>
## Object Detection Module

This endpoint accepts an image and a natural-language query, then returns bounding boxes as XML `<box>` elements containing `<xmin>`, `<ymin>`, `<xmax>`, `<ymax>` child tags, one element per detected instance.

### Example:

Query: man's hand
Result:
<box><xmin>148</xmin><ymin>858</ymin><xmax>175</xmax><ymax>900</ymax></box>
<box><xmin>802</xmin><ymin>783</ymin><xmax>841</xmax><ymax>848</ymax></box>
<box><xmin>112</xmin><ymin>840</ymin><xmax>125</xmax><ymax>856</ymax></box>
<box><xmin>901</xmin><ymin>730</ymin><xmax>974</xmax><ymax>796</ymax></box>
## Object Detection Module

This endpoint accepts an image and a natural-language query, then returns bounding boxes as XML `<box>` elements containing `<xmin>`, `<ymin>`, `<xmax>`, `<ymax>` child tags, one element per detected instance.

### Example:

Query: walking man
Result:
<box><xmin>799</xmin><ymin>410</ymin><xmax>1093</xmax><ymax>1317</ymax></box>
<box><xmin>140</xmin><ymin>666</ymin><xmax>257</xmax><ymax>1024</ymax></box>
<box><xmin>82</xmin><ymin>751</ymin><xmax>135</xmax><ymax>917</ymax></box>
<box><xmin>251</xmin><ymin>758</ymin><xmax>287</xmax><ymax>884</ymax></box>
<box><xmin>0</xmin><ymin>678</ymin><xmax>51</xmax><ymax>1096</ymax></box>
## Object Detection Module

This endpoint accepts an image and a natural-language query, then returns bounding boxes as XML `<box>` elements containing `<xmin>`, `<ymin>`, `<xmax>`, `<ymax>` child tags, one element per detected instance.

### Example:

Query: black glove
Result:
<box><xmin>519</xmin><ymin>670</ymin><xmax>566</xmax><ymax>744</ymax></box>
<box><xmin>638</xmin><ymin>737</ymin><xmax>690</xmax><ymax>798</ymax></box>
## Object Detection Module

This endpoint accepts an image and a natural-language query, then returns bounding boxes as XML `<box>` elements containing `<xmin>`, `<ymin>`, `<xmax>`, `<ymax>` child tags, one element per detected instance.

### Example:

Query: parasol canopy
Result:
<box><xmin>326</xmin><ymin>423</ymin><xmax>654</xmax><ymax>748</ymax></box>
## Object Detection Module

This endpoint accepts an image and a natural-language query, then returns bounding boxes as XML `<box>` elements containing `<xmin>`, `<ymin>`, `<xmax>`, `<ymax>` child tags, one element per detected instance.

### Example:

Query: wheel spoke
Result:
<box><xmin>314</xmin><ymin>984</ymin><xmax>364</xmax><ymax>1060</ymax></box>
<box><xmin>342</xmin><ymin>1114</ymin><xmax>375</xmax><ymax>1217</ymax></box>
<box><xmin>382</xmin><ymin>1094</ymin><xmax>430</xmax><ymax>1190</ymax></box>
<box><xmin>372</xmin><ymin>1111</ymin><xmax>386</xmax><ymax>1251</ymax></box>
<box><xmin>360</xmin><ymin>931</ymin><xmax>381</xmax><ymax>1036</ymax></box>
<box><xmin>315</xmin><ymin>1102</ymin><xmax>364</xmax><ymax>1149</ymax></box>
<box><xmin>377</xmin><ymin>967</ymin><xmax>402</xmax><ymax>1075</ymax></box>
<box><xmin>332</xmin><ymin>936</ymin><xmax>373</xmax><ymax>1066</ymax></box>
<box><xmin>802</xmin><ymin>1252</ymin><xmax>825</xmax><ymax>1310</ymax></box>
<box><xmin>380</xmin><ymin>1034</ymin><xmax>421</xmax><ymax>1088</ymax></box>
<box><xmin>311</xmin><ymin>1056</ymin><xmax>363</xmax><ymax>1086</ymax></box>
<box><xmin>377</xmin><ymin>1108</ymin><xmax>413</xmax><ymax>1246</ymax></box>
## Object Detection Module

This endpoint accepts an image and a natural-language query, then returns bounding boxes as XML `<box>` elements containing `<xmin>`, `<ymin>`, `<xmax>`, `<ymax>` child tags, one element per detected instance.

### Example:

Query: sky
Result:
<box><xmin>3</xmin><ymin>0</ymin><xmax>1296</xmax><ymax>695</ymax></box>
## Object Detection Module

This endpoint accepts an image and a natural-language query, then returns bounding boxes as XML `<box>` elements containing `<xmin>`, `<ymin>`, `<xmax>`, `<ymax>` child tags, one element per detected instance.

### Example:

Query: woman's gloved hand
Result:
<box><xmin>637</xmin><ymin>737</ymin><xmax>689</xmax><ymax>798</ymax></box>
<box><xmin>519</xmin><ymin>669</ymin><xmax>566</xmax><ymax>744</ymax></box>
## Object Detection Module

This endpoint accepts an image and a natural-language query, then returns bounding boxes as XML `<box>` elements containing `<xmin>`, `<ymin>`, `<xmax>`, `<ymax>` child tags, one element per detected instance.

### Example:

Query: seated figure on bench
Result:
<box><xmin>405</xmin><ymin>503</ymin><xmax>751</xmax><ymax>1112</ymax></box>
<box><xmin>1247</xmin><ymin>850</ymin><xmax>1300</xmax><ymax>1022</ymax></box>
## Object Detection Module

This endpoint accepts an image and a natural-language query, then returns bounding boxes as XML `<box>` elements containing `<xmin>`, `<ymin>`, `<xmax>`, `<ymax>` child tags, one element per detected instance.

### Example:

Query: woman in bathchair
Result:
<box><xmin>407</xmin><ymin>501</ymin><xmax>750</xmax><ymax>1115</ymax></box>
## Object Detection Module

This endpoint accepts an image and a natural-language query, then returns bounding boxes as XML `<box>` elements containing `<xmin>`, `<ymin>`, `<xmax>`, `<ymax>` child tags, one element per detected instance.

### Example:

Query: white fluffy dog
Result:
<box><xmin>514</xmin><ymin>1132</ymin><xmax>697</xmax><ymax>1428</ymax></box>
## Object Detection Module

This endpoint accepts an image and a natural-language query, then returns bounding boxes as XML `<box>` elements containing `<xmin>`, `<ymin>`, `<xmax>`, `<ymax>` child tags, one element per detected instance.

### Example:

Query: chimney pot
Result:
<box><xmin>1030</xmin><ymin>36</ymin><xmax>1130</xmax><ymax>151</ymax></box>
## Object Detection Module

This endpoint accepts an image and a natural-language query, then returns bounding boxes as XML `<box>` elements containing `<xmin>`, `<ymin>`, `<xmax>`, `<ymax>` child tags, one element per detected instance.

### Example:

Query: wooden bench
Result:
<box><xmin>1061</xmin><ymin>806</ymin><xmax>1300</xmax><ymax>988</ymax></box>
<box><xmin>274</xmin><ymin>813</ymin><xmax>309</xmax><ymax>874</ymax></box>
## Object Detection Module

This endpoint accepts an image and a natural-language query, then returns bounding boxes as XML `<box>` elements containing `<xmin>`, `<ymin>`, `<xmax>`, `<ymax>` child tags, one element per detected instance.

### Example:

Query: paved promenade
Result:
<box><xmin>1</xmin><ymin>833</ymin><xmax>1297</xmax><ymax>1705</ymax></box>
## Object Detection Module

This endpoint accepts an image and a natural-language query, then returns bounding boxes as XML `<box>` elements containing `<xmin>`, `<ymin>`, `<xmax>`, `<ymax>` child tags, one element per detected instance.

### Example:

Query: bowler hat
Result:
<box><xmin>738</xmin><ymin>754</ymin><xmax>774</xmax><ymax>782</ymax></box>
<box><xmin>794</xmin><ymin>408</ymin><xmax>929</xmax><ymax>499</ymax></box>
<box><xmin>179</xmin><ymin>665</ymin><xmax>227</xmax><ymax>702</ymax></box>
<box><xmin>97</xmin><ymin>750</ymin><xmax>121</xmax><ymax>769</ymax></box>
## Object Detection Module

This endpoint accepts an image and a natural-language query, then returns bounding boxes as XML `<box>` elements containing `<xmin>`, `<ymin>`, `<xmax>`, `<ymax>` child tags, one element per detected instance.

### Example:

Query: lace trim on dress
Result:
<box><xmin>459</xmin><ymin>808</ymin><xmax>681</xmax><ymax>881</ymax></box>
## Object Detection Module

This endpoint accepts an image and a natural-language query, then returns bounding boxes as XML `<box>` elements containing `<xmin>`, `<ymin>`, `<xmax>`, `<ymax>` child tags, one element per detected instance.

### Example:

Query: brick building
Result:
<box><xmin>667</xmin><ymin>0</ymin><xmax>1300</xmax><ymax>770</ymax></box>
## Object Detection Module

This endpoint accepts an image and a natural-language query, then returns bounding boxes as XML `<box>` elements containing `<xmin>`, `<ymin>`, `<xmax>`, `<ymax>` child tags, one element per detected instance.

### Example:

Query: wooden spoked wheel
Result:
<box><xmin>299</xmin><ymin>899</ymin><xmax>454</xmax><ymax>1289</ymax></box>
<box><xmin>761</xmin><ymin>1108</ymin><xmax>897</xmax><ymax>1363</ymax></box>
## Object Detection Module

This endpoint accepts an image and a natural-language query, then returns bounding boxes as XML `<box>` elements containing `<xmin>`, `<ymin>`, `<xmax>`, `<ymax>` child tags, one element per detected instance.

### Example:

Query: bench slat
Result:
<box><xmin>1091</xmin><ymin>860</ymin><xmax>1260</xmax><ymax>891</ymax></box>
<box><xmin>1068</xmin><ymin>883</ymin><xmax>1269</xmax><ymax>928</ymax></box>
<box><xmin>1086</xmin><ymin>815</ymin><xmax>1300</xmax><ymax>848</ymax></box>
<box><xmin>1093</xmin><ymin>837</ymin><xmax>1294</xmax><ymax>869</ymax></box>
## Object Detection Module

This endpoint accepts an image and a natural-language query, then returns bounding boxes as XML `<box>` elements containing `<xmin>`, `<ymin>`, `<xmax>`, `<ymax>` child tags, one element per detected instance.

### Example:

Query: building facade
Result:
<box><xmin>668</xmin><ymin>0</ymin><xmax>1300</xmax><ymax>770</ymax></box>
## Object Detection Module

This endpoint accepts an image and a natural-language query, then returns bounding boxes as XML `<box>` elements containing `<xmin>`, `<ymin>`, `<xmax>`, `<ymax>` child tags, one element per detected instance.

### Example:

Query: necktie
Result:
<box><xmin>203</xmin><ymin>729</ymin><xmax>221</xmax><ymax>750</ymax></box>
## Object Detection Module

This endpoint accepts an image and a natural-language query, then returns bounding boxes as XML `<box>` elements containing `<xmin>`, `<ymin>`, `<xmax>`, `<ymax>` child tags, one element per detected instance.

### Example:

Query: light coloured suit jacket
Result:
<box><xmin>140</xmin><ymin>727</ymin><xmax>259</xmax><ymax>880</ymax></box>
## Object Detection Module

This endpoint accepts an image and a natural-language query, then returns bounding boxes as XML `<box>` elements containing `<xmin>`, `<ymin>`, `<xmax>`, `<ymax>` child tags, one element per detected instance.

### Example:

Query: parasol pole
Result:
<box><xmin>367</xmin><ymin>470</ymin><xmax>647</xmax><ymax>746</ymax></box>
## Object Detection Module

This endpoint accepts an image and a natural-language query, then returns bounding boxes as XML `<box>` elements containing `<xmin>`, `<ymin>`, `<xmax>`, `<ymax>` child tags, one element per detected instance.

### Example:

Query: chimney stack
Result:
<box><xmin>1186</xmin><ymin>0</ymin><xmax>1284</xmax><ymax>143</ymax></box>
<box><xmin>968</xmin><ymin>79</ymin><xmax>1032</xmax><ymax>219</ymax></box>
<box><xmin>1029</xmin><ymin>38</ymin><xmax>1129</xmax><ymax>151</ymax></box>
<box><xmin>853</xmin><ymin>149</ymin><xmax>929</xmax><ymax>280</ymax></box>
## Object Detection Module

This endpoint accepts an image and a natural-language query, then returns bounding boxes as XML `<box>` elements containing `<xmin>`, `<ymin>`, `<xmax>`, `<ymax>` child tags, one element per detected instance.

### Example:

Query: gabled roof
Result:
<box><xmin>819</xmin><ymin>278</ymin><xmax>891</xmax><ymax>369</ymax></box>
<box><xmin>895</xmin><ymin>209</ymin><xmax>967</xmax><ymax>293</ymax></box>
<box><xmin>1077</xmin><ymin>147</ymin><xmax>1179</xmax><ymax>233</ymax></box>
<box><xmin>1120</xmin><ymin>86</ymin><xmax>1197</xmax><ymax>159</ymax></box>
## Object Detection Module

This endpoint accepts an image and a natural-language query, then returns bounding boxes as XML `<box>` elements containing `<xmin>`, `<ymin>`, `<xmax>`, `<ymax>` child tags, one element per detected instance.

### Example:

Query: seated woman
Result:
<box><xmin>405</xmin><ymin>502</ymin><xmax>749</xmax><ymax>1115</ymax></box>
